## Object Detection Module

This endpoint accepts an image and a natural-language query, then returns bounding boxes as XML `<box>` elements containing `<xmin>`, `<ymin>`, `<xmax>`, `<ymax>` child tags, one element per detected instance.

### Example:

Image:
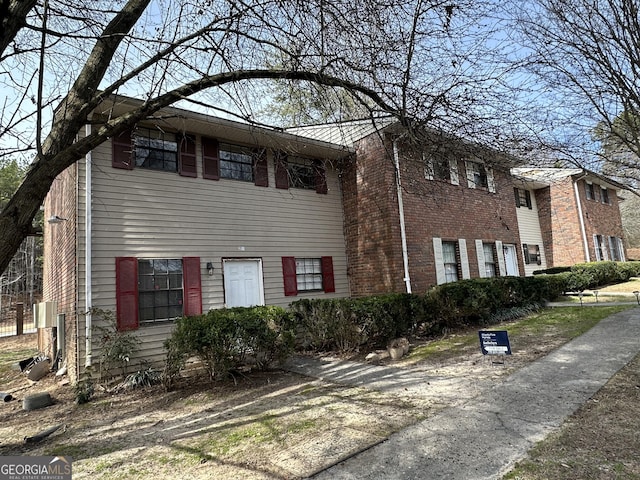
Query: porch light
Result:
<box><xmin>206</xmin><ymin>262</ymin><xmax>214</xmax><ymax>276</ymax></box>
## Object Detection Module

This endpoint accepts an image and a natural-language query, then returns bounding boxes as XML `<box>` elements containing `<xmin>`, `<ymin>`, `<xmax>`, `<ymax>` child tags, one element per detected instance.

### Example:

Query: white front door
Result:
<box><xmin>223</xmin><ymin>259</ymin><xmax>265</xmax><ymax>307</ymax></box>
<box><xmin>503</xmin><ymin>244</ymin><xmax>519</xmax><ymax>276</ymax></box>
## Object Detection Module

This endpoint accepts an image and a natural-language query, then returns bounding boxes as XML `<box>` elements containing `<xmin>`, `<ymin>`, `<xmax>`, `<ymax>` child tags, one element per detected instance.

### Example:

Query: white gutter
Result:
<box><xmin>392</xmin><ymin>139</ymin><xmax>412</xmax><ymax>293</ymax></box>
<box><xmin>85</xmin><ymin>122</ymin><xmax>93</xmax><ymax>367</ymax></box>
<box><xmin>573</xmin><ymin>174</ymin><xmax>590</xmax><ymax>262</ymax></box>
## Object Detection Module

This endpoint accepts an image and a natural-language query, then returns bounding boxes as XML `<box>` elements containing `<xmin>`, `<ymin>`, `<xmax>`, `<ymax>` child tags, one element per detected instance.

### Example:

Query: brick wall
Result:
<box><xmin>43</xmin><ymin>164</ymin><xmax>78</xmax><ymax>380</ymax></box>
<box><xmin>342</xmin><ymin>135</ymin><xmax>405</xmax><ymax>296</ymax></box>
<box><xmin>537</xmin><ymin>177</ymin><xmax>626</xmax><ymax>267</ymax></box>
<box><xmin>342</xmin><ymin>133</ymin><xmax>523</xmax><ymax>295</ymax></box>
<box><xmin>579</xmin><ymin>180</ymin><xmax>625</xmax><ymax>260</ymax></box>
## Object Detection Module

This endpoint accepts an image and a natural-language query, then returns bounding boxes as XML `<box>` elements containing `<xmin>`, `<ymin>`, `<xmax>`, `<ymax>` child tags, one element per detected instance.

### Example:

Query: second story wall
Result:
<box><xmin>343</xmin><ymin>131</ymin><xmax>525</xmax><ymax>295</ymax></box>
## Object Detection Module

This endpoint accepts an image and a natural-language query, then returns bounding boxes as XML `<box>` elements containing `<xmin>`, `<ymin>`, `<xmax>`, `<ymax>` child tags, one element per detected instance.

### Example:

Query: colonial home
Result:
<box><xmin>43</xmin><ymin>96</ymin><xmax>352</xmax><ymax>381</ymax></box>
<box><xmin>511</xmin><ymin>168</ymin><xmax>626</xmax><ymax>268</ymax></box>
<box><xmin>43</xmin><ymin>101</ymin><xmax>629</xmax><ymax>382</ymax></box>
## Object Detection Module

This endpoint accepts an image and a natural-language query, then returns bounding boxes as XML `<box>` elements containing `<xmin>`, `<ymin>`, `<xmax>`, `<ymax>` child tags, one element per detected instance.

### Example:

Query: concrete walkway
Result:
<box><xmin>284</xmin><ymin>307</ymin><xmax>640</xmax><ymax>480</ymax></box>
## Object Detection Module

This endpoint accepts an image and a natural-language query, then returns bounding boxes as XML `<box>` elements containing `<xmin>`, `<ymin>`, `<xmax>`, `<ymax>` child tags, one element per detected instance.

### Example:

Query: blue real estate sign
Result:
<box><xmin>478</xmin><ymin>330</ymin><xmax>512</xmax><ymax>356</ymax></box>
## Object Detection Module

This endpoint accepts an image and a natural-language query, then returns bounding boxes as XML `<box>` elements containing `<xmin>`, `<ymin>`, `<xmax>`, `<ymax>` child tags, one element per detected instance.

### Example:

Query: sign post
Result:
<box><xmin>478</xmin><ymin>330</ymin><xmax>511</xmax><ymax>365</ymax></box>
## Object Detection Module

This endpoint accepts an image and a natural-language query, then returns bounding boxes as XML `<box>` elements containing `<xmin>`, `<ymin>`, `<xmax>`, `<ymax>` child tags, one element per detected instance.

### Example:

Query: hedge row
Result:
<box><xmin>165</xmin><ymin>262</ymin><xmax>640</xmax><ymax>372</ymax></box>
<box><xmin>554</xmin><ymin>261</ymin><xmax>640</xmax><ymax>292</ymax></box>
<box><xmin>290</xmin><ymin>275</ymin><xmax>568</xmax><ymax>353</ymax></box>
<box><xmin>290</xmin><ymin>261</ymin><xmax>640</xmax><ymax>353</ymax></box>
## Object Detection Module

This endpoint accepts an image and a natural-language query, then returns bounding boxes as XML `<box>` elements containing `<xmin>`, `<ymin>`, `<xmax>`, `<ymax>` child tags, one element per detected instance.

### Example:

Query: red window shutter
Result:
<box><xmin>315</xmin><ymin>161</ymin><xmax>328</xmax><ymax>194</ymax></box>
<box><xmin>282</xmin><ymin>257</ymin><xmax>298</xmax><ymax>296</ymax></box>
<box><xmin>275</xmin><ymin>151</ymin><xmax>289</xmax><ymax>189</ymax></box>
<box><xmin>202</xmin><ymin>136</ymin><xmax>220</xmax><ymax>180</ymax></box>
<box><xmin>112</xmin><ymin>129</ymin><xmax>134</xmax><ymax>170</ymax></box>
<box><xmin>115</xmin><ymin>257</ymin><xmax>139</xmax><ymax>331</ymax></box>
<box><xmin>254</xmin><ymin>148</ymin><xmax>269</xmax><ymax>187</ymax></box>
<box><xmin>179</xmin><ymin>134</ymin><xmax>197</xmax><ymax>177</ymax></box>
<box><xmin>182</xmin><ymin>257</ymin><xmax>202</xmax><ymax>316</ymax></box>
<box><xmin>321</xmin><ymin>256</ymin><xmax>335</xmax><ymax>293</ymax></box>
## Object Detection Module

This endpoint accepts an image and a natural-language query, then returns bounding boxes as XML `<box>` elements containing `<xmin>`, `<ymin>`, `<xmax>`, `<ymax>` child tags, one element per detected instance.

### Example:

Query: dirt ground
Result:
<box><xmin>0</xmin><ymin>307</ymin><xmax>637</xmax><ymax>479</ymax></box>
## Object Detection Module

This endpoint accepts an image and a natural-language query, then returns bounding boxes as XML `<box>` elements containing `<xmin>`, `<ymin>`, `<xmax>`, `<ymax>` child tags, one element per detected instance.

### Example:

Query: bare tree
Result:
<box><xmin>0</xmin><ymin>0</ymin><xmax>514</xmax><ymax>275</ymax></box>
<box><xmin>508</xmin><ymin>0</ymin><xmax>640</xmax><ymax>185</ymax></box>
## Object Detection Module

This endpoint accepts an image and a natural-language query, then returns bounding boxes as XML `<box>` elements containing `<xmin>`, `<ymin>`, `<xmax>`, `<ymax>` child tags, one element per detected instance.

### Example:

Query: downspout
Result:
<box><xmin>392</xmin><ymin>139</ymin><xmax>412</xmax><ymax>293</ymax></box>
<box><xmin>573</xmin><ymin>174</ymin><xmax>590</xmax><ymax>263</ymax></box>
<box><xmin>85</xmin><ymin>122</ymin><xmax>93</xmax><ymax>367</ymax></box>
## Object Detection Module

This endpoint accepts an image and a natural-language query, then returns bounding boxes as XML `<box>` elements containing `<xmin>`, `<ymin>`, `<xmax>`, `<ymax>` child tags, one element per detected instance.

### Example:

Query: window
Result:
<box><xmin>514</xmin><ymin>187</ymin><xmax>532</xmax><ymax>209</ymax></box>
<box><xmin>601</xmin><ymin>187</ymin><xmax>610</xmax><ymax>204</ymax></box>
<box><xmin>442</xmin><ymin>241</ymin><xmax>459</xmax><ymax>283</ymax></box>
<box><xmin>219</xmin><ymin>143</ymin><xmax>254</xmax><ymax>182</ymax></box>
<box><xmin>134</xmin><ymin>128</ymin><xmax>178</xmax><ymax>172</ymax></box>
<box><xmin>523</xmin><ymin>244</ymin><xmax>542</xmax><ymax>265</ymax></box>
<box><xmin>425</xmin><ymin>155</ymin><xmax>451</xmax><ymax>182</ymax></box>
<box><xmin>115</xmin><ymin>257</ymin><xmax>202</xmax><ymax>331</ymax></box>
<box><xmin>608</xmin><ymin>236</ymin><xmax>624</xmax><ymax>261</ymax></box>
<box><xmin>138</xmin><ymin>259</ymin><xmax>184</xmax><ymax>324</ymax></box>
<box><xmin>483</xmin><ymin>243</ymin><xmax>497</xmax><ymax>277</ymax></box>
<box><xmin>287</xmin><ymin>156</ymin><xmax>317</xmax><ymax>190</ymax></box>
<box><xmin>282</xmin><ymin>256</ymin><xmax>335</xmax><ymax>296</ymax></box>
<box><xmin>467</xmin><ymin>161</ymin><xmax>488</xmax><ymax>189</ymax></box>
<box><xmin>585</xmin><ymin>182</ymin><xmax>595</xmax><ymax>200</ymax></box>
<box><xmin>594</xmin><ymin>234</ymin><xmax>606</xmax><ymax>261</ymax></box>
<box><xmin>295</xmin><ymin>258</ymin><xmax>323</xmax><ymax>291</ymax></box>
<box><xmin>274</xmin><ymin>152</ymin><xmax>327</xmax><ymax>193</ymax></box>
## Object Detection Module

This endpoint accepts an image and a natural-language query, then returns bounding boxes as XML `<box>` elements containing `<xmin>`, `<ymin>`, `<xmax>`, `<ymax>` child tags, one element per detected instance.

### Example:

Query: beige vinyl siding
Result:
<box><xmin>515</xmin><ymin>189</ymin><xmax>547</xmax><ymax>276</ymax></box>
<box><xmin>76</xmin><ymin>136</ymin><xmax>349</xmax><ymax>373</ymax></box>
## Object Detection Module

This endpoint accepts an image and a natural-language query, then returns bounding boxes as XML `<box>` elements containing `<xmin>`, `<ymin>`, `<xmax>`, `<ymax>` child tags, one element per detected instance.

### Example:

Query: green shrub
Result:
<box><xmin>290</xmin><ymin>294</ymin><xmax>419</xmax><ymax>353</ymax></box>
<box><xmin>164</xmin><ymin>306</ymin><xmax>294</xmax><ymax>383</ymax></box>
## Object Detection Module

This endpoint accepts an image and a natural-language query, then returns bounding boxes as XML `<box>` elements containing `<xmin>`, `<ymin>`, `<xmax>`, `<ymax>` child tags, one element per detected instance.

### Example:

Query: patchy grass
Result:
<box><xmin>404</xmin><ymin>305</ymin><xmax>632</xmax><ymax>365</ymax></box>
<box><xmin>503</xmin><ymin>352</ymin><xmax>640</xmax><ymax>480</ymax></box>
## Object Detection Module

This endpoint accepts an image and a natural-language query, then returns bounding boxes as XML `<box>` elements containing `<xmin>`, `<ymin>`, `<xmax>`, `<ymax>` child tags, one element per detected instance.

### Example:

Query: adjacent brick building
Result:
<box><xmin>512</xmin><ymin>168</ymin><xmax>626</xmax><ymax>267</ymax></box>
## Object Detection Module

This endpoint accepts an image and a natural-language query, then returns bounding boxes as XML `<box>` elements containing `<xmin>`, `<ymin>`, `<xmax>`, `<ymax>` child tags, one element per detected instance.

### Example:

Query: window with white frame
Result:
<box><xmin>295</xmin><ymin>258</ymin><xmax>324</xmax><ymax>291</ymax></box>
<box><xmin>601</xmin><ymin>187</ymin><xmax>610</xmax><ymax>204</ymax></box>
<box><xmin>608</xmin><ymin>236</ymin><xmax>624</xmax><ymax>261</ymax></box>
<box><xmin>593</xmin><ymin>234</ymin><xmax>606</xmax><ymax>261</ymax></box>
<box><xmin>483</xmin><ymin>243</ymin><xmax>497</xmax><ymax>277</ymax></box>
<box><xmin>138</xmin><ymin>259</ymin><xmax>183</xmax><ymax>323</ymax></box>
<box><xmin>425</xmin><ymin>155</ymin><xmax>452</xmax><ymax>182</ymax></box>
<box><xmin>442</xmin><ymin>241</ymin><xmax>459</xmax><ymax>283</ymax></box>
<box><xmin>134</xmin><ymin>128</ymin><xmax>178</xmax><ymax>172</ymax></box>
<box><xmin>468</xmin><ymin>161</ymin><xmax>488</xmax><ymax>189</ymax></box>
<box><xmin>585</xmin><ymin>182</ymin><xmax>595</xmax><ymax>200</ymax></box>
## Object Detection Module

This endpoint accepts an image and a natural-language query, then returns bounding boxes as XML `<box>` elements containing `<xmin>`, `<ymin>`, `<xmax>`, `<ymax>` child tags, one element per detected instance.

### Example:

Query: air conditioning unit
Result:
<box><xmin>33</xmin><ymin>301</ymin><xmax>58</xmax><ymax>328</ymax></box>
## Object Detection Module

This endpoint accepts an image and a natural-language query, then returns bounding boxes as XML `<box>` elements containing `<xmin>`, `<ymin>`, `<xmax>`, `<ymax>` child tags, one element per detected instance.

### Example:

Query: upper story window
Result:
<box><xmin>601</xmin><ymin>187</ymin><xmax>610</xmax><ymax>204</ymax></box>
<box><xmin>274</xmin><ymin>151</ymin><xmax>327</xmax><ymax>194</ymax></box>
<box><xmin>287</xmin><ymin>156</ymin><xmax>317</xmax><ymax>190</ymax></box>
<box><xmin>138</xmin><ymin>259</ymin><xmax>183</xmax><ymax>324</ymax></box>
<box><xmin>585</xmin><ymin>182</ymin><xmax>596</xmax><ymax>200</ymax></box>
<box><xmin>134</xmin><ymin>128</ymin><xmax>178</xmax><ymax>172</ymax></box>
<box><xmin>514</xmin><ymin>187</ymin><xmax>532</xmax><ymax>209</ymax></box>
<box><xmin>424</xmin><ymin>155</ymin><xmax>460</xmax><ymax>186</ymax></box>
<box><xmin>219</xmin><ymin>143</ymin><xmax>254</xmax><ymax>182</ymax></box>
<box><xmin>465</xmin><ymin>161</ymin><xmax>495</xmax><ymax>192</ymax></box>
